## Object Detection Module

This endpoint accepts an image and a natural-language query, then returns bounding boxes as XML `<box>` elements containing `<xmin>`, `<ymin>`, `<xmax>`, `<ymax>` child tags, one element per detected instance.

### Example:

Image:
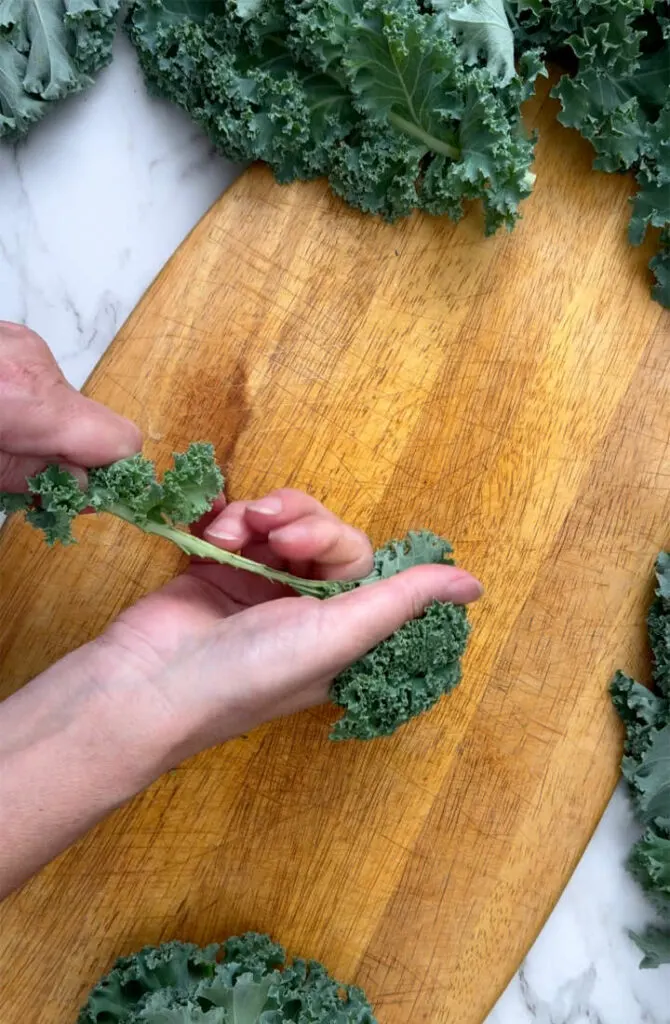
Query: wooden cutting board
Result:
<box><xmin>0</xmin><ymin>79</ymin><xmax>669</xmax><ymax>1024</ymax></box>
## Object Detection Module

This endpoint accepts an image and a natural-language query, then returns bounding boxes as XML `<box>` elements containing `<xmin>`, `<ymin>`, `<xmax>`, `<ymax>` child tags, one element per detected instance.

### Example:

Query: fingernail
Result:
<box><xmin>207</xmin><ymin>522</ymin><xmax>243</xmax><ymax>543</ymax></box>
<box><xmin>113</xmin><ymin>418</ymin><xmax>143</xmax><ymax>458</ymax></box>
<box><xmin>449</xmin><ymin>572</ymin><xmax>484</xmax><ymax>604</ymax></box>
<box><xmin>270</xmin><ymin>522</ymin><xmax>307</xmax><ymax>543</ymax></box>
<box><xmin>247</xmin><ymin>496</ymin><xmax>283</xmax><ymax>516</ymax></box>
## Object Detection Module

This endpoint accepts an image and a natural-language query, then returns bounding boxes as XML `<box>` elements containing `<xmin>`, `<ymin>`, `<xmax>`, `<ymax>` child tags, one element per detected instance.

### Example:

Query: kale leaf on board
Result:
<box><xmin>611</xmin><ymin>551</ymin><xmax>670</xmax><ymax>967</ymax></box>
<box><xmin>78</xmin><ymin>931</ymin><xmax>378</xmax><ymax>1022</ymax></box>
<box><xmin>511</xmin><ymin>0</ymin><xmax>670</xmax><ymax>308</ymax></box>
<box><xmin>331</xmin><ymin>532</ymin><xmax>470</xmax><ymax>739</ymax></box>
<box><xmin>0</xmin><ymin>0</ymin><xmax>121</xmax><ymax>138</ymax></box>
<box><xmin>0</xmin><ymin>443</ymin><xmax>472</xmax><ymax>742</ymax></box>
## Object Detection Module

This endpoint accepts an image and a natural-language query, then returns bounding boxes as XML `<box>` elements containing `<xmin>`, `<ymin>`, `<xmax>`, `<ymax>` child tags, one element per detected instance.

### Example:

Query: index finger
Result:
<box><xmin>205</xmin><ymin>489</ymin><xmax>374</xmax><ymax>581</ymax></box>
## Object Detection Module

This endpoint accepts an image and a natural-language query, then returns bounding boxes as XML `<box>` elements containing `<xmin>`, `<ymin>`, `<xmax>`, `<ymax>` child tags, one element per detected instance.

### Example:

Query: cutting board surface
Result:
<box><xmin>1</xmin><ymin>81</ymin><xmax>669</xmax><ymax>1024</ymax></box>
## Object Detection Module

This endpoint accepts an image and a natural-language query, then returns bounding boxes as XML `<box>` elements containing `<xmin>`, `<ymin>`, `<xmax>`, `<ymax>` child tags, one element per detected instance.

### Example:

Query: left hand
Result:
<box><xmin>0</xmin><ymin>322</ymin><xmax>141</xmax><ymax>491</ymax></box>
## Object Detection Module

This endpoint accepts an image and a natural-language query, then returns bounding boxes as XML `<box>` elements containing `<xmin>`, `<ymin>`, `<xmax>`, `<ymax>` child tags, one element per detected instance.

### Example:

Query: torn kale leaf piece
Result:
<box><xmin>330</xmin><ymin>530</ymin><xmax>471</xmax><ymax>740</ymax></box>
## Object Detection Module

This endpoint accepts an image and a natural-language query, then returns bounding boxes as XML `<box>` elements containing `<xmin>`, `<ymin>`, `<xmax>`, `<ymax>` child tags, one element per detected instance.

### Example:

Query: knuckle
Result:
<box><xmin>395</xmin><ymin>571</ymin><xmax>428</xmax><ymax>620</ymax></box>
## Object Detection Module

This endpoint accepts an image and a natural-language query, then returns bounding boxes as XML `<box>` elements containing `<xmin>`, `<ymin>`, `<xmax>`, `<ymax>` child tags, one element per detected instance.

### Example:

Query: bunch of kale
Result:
<box><xmin>127</xmin><ymin>0</ymin><xmax>541</xmax><ymax>232</ymax></box>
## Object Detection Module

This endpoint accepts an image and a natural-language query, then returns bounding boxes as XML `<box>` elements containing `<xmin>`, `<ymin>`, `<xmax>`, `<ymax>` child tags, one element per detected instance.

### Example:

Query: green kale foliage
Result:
<box><xmin>0</xmin><ymin>0</ymin><xmax>120</xmax><ymax>137</ymax></box>
<box><xmin>611</xmin><ymin>551</ymin><xmax>670</xmax><ymax>967</ymax></box>
<box><xmin>330</xmin><ymin>531</ymin><xmax>470</xmax><ymax>739</ymax></box>
<box><xmin>127</xmin><ymin>0</ymin><xmax>541</xmax><ymax>232</ymax></box>
<box><xmin>78</xmin><ymin>931</ymin><xmax>378</xmax><ymax>1022</ymax></box>
<box><xmin>511</xmin><ymin>0</ymin><xmax>670</xmax><ymax>307</ymax></box>
<box><xmin>0</xmin><ymin>444</ymin><xmax>472</xmax><ymax>741</ymax></box>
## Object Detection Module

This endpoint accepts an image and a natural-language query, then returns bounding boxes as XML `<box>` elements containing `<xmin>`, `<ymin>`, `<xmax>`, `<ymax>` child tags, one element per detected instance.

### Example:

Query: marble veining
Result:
<box><xmin>0</xmin><ymin>32</ymin><xmax>668</xmax><ymax>1024</ymax></box>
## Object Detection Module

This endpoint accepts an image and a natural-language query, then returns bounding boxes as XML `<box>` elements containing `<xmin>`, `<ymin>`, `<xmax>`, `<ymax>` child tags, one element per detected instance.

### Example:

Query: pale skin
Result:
<box><xmin>0</xmin><ymin>322</ymin><xmax>483</xmax><ymax>899</ymax></box>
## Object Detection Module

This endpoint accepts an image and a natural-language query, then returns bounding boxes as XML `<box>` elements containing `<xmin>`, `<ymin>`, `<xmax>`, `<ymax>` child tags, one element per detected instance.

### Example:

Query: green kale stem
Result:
<box><xmin>387</xmin><ymin>112</ymin><xmax>460</xmax><ymax>160</ymax></box>
<box><xmin>110</xmin><ymin>506</ymin><xmax>346</xmax><ymax>598</ymax></box>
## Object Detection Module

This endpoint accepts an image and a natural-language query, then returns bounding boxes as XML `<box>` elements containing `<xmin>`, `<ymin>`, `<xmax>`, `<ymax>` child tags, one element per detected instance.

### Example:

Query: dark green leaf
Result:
<box><xmin>0</xmin><ymin>0</ymin><xmax>121</xmax><ymax>138</ymax></box>
<box><xmin>631</xmin><ymin>925</ymin><xmax>670</xmax><ymax>969</ymax></box>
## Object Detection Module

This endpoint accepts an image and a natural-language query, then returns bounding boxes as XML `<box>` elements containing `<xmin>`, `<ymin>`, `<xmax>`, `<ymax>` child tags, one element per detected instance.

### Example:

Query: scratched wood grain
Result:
<box><xmin>0</xmin><ymin>79</ymin><xmax>669</xmax><ymax>1023</ymax></box>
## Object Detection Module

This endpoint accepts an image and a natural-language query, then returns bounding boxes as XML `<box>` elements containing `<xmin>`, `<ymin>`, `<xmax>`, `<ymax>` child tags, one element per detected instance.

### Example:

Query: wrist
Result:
<box><xmin>0</xmin><ymin>641</ymin><xmax>179</xmax><ymax>896</ymax></box>
<box><xmin>1</xmin><ymin>639</ymin><xmax>179</xmax><ymax>803</ymax></box>
<box><xmin>71</xmin><ymin>639</ymin><xmax>186</xmax><ymax>791</ymax></box>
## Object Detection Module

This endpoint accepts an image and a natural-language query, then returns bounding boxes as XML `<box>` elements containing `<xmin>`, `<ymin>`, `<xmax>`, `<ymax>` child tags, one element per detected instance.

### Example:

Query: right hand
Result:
<box><xmin>93</xmin><ymin>490</ymin><xmax>484</xmax><ymax>764</ymax></box>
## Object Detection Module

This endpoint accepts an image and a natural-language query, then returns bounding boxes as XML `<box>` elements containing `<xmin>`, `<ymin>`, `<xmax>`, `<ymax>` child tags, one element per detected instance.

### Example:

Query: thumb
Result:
<box><xmin>0</xmin><ymin>323</ymin><xmax>141</xmax><ymax>486</ymax></box>
<box><xmin>300</xmin><ymin>564</ymin><xmax>483</xmax><ymax>680</ymax></box>
<box><xmin>221</xmin><ymin>564</ymin><xmax>482</xmax><ymax>695</ymax></box>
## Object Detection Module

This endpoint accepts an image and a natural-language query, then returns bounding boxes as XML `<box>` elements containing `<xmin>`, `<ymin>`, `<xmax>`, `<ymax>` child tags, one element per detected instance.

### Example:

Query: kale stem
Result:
<box><xmin>128</xmin><ymin>516</ymin><xmax>342</xmax><ymax>598</ymax></box>
<box><xmin>388</xmin><ymin>112</ymin><xmax>460</xmax><ymax>160</ymax></box>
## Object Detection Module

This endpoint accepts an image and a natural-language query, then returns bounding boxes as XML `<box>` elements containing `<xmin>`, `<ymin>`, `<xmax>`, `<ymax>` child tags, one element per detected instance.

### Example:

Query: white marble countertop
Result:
<box><xmin>1</xmin><ymin>35</ymin><xmax>668</xmax><ymax>1024</ymax></box>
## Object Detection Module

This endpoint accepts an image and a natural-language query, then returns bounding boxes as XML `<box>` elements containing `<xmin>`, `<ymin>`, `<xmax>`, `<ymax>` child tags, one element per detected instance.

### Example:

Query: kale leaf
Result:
<box><xmin>127</xmin><ymin>0</ymin><xmax>540</xmax><ymax>230</ymax></box>
<box><xmin>0</xmin><ymin>0</ymin><xmax>121</xmax><ymax>138</ymax></box>
<box><xmin>331</xmin><ymin>532</ymin><xmax>470</xmax><ymax>739</ymax></box>
<box><xmin>511</xmin><ymin>0</ymin><xmax>670</xmax><ymax>308</ymax></box>
<box><xmin>0</xmin><ymin>445</ymin><xmax>472</xmax><ymax>741</ymax></box>
<box><xmin>432</xmin><ymin>0</ymin><xmax>516</xmax><ymax>85</ymax></box>
<box><xmin>78</xmin><ymin>932</ymin><xmax>378</xmax><ymax>1022</ymax></box>
<box><xmin>611</xmin><ymin>551</ymin><xmax>670</xmax><ymax>967</ymax></box>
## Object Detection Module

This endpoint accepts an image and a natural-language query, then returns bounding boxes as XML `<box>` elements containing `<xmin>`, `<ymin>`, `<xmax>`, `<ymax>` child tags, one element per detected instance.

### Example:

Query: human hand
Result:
<box><xmin>0</xmin><ymin>489</ymin><xmax>482</xmax><ymax>897</ymax></box>
<box><xmin>0</xmin><ymin>322</ymin><xmax>141</xmax><ymax>492</ymax></box>
<box><xmin>94</xmin><ymin>490</ymin><xmax>484</xmax><ymax>764</ymax></box>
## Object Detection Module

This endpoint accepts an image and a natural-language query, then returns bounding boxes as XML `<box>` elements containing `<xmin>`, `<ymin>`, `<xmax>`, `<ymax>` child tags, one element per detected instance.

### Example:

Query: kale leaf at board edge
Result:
<box><xmin>78</xmin><ymin>931</ymin><xmax>378</xmax><ymax>1022</ymax></box>
<box><xmin>509</xmin><ymin>0</ymin><xmax>670</xmax><ymax>308</ymax></box>
<box><xmin>0</xmin><ymin>443</ymin><xmax>472</xmax><ymax>742</ymax></box>
<box><xmin>611</xmin><ymin>550</ymin><xmax>670</xmax><ymax>967</ymax></box>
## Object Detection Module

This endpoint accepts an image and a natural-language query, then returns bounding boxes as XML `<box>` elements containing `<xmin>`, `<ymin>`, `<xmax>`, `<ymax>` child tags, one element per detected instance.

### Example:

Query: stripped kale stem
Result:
<box><xmin>120</xmin><ymin>511</ymin><xmax>348</xmax><ymax>598</ymax></box>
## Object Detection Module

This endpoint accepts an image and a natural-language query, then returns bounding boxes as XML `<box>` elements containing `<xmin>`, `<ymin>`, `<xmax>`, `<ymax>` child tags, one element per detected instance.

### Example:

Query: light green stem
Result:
<box><xmin>111</xmin><ymin>509</ymin><xmax>345</xmax><ymax>598</ymax></box>
<box><xmin>388</xmin><ymin>112</ymin><xmax>460</xmax><ymax>160</ymax></box>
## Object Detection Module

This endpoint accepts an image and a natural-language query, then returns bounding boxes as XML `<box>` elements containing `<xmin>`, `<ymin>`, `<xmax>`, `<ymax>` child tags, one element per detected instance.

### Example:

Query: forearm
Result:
<box><xmin>0</xmin><ymin>643</ymin><xmax>174</xmax><ymax>898</ymax></box>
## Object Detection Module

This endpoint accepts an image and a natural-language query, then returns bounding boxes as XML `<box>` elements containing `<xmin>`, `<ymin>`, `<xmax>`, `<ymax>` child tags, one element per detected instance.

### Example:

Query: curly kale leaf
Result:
<box><xmin>649</xmin><ymin>550</ymin><xmax>670</xmax><ymax>695</ymax></box>
<box><xmin>611</xmin><ymin>551</ymin><xmax>670</xmax><ymax>967</ymax></box>
<box><xmin>510</xmin><ymin>0</ymin><xmax>670</xmax><ymax>308</ymax></box>
<box><xmin>629</xmin><ymin>828</ymin><xmax>670</xmax><ymax>913</ymax></box>
<box><xmin>432</xmin><ymin>0</ymin><xmax>516</xmax><ymax>84</ymax></box>
<box><xmin>611</xmin><ymin>671</ymin><xmax>669</xmax><ymax>761</ymax></box>
<box><xmin>330</xmin><ymin>530</ymin><xmax>471</xmax><ymax>740</ymax></box>
<box><xmin>24</xmin><ymin>464</ymin><xmax>89</xmax><ymax>544</ymax></box>
<box><xmin>623</xmin><ymin>723</ymin><xmax>670</xmax><ymax>830</ymax></box>
<box><xmin>0</xmin><ymin>0</ymin><xmax>121</xmax><ymax>138</ymax></box>
<box><xmin>630</xmin><ymin>925</ymin><xmax>670</xmax><ymax>969</ymax></box>
<box><xmin>127</xmin><ymin>0</ymin><xmax>539</xmax><ymax>229</ymax></box>
<box><xmin>0</xmin><ymin>443</ymin><xmax>224</xmax><ymax>545</ymax></box>
<box><xmin>78</xmin><ymin>932</ymin><xmax>378</xmax><ymax>1023</ymax></box>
